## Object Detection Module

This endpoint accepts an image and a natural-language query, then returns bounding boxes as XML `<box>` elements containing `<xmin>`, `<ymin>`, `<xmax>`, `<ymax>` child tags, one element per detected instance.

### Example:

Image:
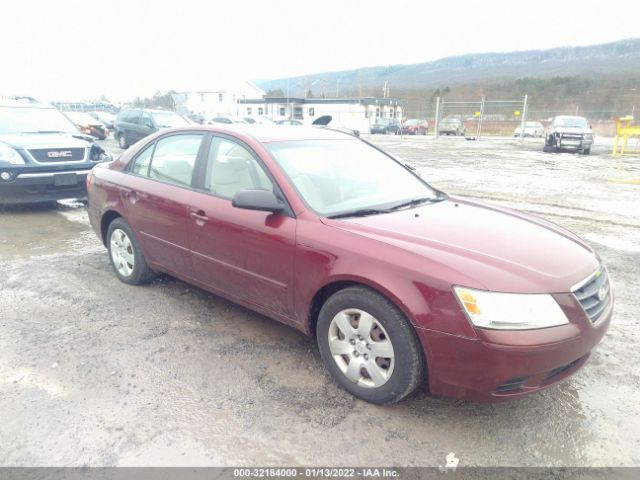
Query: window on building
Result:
<box><xmin>279</xmin><ymin>107</ymin><xmax>286</xmax><ymax>116</ymax></box>
<box><xmin>247</xmin><ymin>107</ymin><xmax>252</xmax><ymax>115</ymax></box>
<box><xmin>375</xmin><ymin>108</ymin><xmax>380</xmax><ymax>118</ymax></box>
<box><xmin>309</xmin><ymin>107</ymin><xmax>315</xmax><ymax>117</ymax></box>
<box><xmin>218</xmin><ymin>93</ymin><xmax>223</xmax><ymax>102</ymax></box>
<box><xmin>258</xmin><ymin>107</ymin><xmax>264</xmax><ymax>115</ymax></box>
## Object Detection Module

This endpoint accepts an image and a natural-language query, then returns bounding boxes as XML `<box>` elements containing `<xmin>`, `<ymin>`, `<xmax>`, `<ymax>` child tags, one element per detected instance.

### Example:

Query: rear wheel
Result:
<box><xmin>106</xmin><ymin>218</ymin><xmax>155</xmax><ymax>285</ymax></box>
<box><xmin>317</xmin><ymin>286</ymin><xmax>425</xmax><ymax>404</ymax></box>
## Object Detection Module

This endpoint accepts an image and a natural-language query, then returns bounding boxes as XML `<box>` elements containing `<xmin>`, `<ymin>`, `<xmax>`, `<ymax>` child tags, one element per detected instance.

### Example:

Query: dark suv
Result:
<box><xmin>0</xmin><ymin>99</ymin><xmax>112</xmax><ymax>204</ymax></box>
<box><xmin>114</xmin><ymin>108</ymin><xmax>190</xmax><ymax>149</ymax></box>
<box><xmin>370</xmin><ymin>118</ymin><xmax>401</xmax><ymax>134</ymax></box>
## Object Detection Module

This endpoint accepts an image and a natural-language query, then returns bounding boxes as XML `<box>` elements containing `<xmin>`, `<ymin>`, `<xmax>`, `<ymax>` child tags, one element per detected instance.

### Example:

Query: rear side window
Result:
<box><xmin>129</xmin><ymin>134</ymin><xmax>203</xmax><ymax>187</ymax></box>
<box><xmin>130</xmin><ymin>143</ymin><xmax>154</xmax><ymax>176</ymax></box>
<box><xmin>148</xmin><ymin>134</ymin><xmax>203</xmax><ymax>187</ymax></box>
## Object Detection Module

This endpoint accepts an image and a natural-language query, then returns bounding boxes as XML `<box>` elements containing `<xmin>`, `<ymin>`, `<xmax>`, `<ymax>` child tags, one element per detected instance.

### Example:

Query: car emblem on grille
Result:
<box><xmin>597</xmin><ymin>283</ymin><xmax>607</xmax><ymax>302</ymax></box>
<box><xmin>47</xmin><ymin>150</ymin><xmax>73</xmax><ymax>158</ymax></box>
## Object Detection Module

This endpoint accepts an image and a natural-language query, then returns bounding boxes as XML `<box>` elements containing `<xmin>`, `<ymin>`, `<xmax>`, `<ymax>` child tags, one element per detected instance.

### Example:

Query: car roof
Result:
<box><xmin>0</xmin><ymin>99</ymin><xmax>54</xmax><ymax>109</ymax></box>
<box><xmin>164</xmin><ymin>124</ymin><xmax>356</xmax><ymax>143</ymax></box>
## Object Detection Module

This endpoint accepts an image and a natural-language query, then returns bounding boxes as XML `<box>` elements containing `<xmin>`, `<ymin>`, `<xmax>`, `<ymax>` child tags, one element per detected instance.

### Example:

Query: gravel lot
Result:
<box><xmin>1</xmin><ymin>134</ymin><xmax>639</xmax><ymax>467</ymax></box>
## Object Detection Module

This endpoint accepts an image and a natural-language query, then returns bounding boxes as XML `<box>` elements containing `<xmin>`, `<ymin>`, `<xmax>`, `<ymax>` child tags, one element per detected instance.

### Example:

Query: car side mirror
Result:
<box><xmin>232</xmin><ymin>189</ymin><xmax>284</xmax><ymax>214</ymax></box>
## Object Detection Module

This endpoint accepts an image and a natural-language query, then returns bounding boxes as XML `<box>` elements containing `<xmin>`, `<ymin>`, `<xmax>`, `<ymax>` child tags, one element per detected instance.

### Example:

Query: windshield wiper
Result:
<box><xmin>327</xmin><ymin>208</ymin><xmax>392</xmax><ymax>219</ymax></box>
<box><xmin>387</xmin><ymin>196</ymin><xmax>440</xmax><ymax>211</ymax></box>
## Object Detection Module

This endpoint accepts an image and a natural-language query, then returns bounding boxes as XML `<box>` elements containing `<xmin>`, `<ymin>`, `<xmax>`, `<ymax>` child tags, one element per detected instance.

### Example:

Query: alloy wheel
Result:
<box><xmin>110</xmin><ymin>228</ymin><xmax>135</xmax><ymax>277</ymax></box>
<box><xmin>327</xmin><ymin>308</ymin><xmax>395</xmax><ymax>388</ymax></box>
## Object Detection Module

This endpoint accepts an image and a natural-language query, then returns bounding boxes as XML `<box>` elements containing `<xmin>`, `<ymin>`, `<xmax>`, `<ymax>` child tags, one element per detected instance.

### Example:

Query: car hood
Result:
<box><xmin>0</xmin><ymin>132</ymin><xmax>94</xmax><ymax>149</ymax></box>
<box><xmin>321</xmin><ymin>198</ymin><xmax>598</xmax><ymax>293</ymax></box>
<box><xmin>553</xmin><ymin>127</ymin><xmax>591</xmax><ymax>134</ymax></box>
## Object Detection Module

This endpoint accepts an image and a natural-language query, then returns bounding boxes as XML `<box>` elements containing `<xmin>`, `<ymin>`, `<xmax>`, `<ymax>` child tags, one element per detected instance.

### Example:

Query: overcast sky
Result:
<box><xmin>1</xmin><ymin>0</ymin><xmax>638</xmax><ymax>102</ymax></box>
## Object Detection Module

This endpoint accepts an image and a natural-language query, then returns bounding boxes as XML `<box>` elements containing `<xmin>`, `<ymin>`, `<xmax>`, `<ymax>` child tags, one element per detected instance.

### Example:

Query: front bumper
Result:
<box><xmin>418</xmin><ymin>292</ymin><xmax>612</xmax><ymax>402</ymax></box>
<box><xmin>556</xmin><ymin>135</ymin><xmax>593</xmax><ymax>150</ymax></box>
<box><xmin>0</xmin><ymin>168</ymin><xmax>91</xmax><ymax>204</ymax></box>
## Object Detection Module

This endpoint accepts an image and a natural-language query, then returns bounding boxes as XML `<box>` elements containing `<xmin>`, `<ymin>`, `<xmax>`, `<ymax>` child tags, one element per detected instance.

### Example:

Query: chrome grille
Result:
<box><xmin>28</xmin><ymin>147</ymin><xmax>86</xmax><ymax>163</ymax></box>
<box><xmin>572</xmin><ymin>268</ymin><xmax>610</xmax><ymax>323</ymax></box>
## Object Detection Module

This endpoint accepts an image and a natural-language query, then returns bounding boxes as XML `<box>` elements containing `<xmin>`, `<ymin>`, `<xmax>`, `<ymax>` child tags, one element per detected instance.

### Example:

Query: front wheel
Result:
<box><xmin>117</xmin><ymin>133</ymin><xmax>129</xmax><ymax>149</ymax></box>
<box><xmin>107</xmin><ymin>218</ymin><xmax>155</xmax><ymax>285</ymax></box>
<box><xmin>317</xmin><ymin>286</ymin><xmax>425</xmax><ymax>404</ymax></box>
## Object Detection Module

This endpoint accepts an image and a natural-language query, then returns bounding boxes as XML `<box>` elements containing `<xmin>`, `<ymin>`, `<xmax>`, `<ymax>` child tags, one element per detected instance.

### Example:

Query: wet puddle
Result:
<box><xmin>0</xmin><ymin>201</ymin><xmax>91</xmax><ymax>260</ymax></box>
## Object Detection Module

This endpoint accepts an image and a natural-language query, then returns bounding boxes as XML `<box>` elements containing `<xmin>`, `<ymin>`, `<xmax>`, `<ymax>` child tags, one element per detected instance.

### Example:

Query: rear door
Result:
<box><xmin>122</xmin><ymin>132</ymin><xmax>206</xmax><ymax>276</ymax></box>
<box><xmin>138</xmin><ymin>112</ymin><xmax>157</xmax><ymax>143</ymax></box>
<box><xmin>187</xmin><ymin>134</ymin><xmax>296</xmax><ymax>316</ymax></box>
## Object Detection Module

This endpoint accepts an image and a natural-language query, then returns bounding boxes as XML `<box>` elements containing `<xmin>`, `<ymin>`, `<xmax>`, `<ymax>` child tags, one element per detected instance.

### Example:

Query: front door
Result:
<box><xmin>187</xmin><ymin>135</ymin><xmax>296</xmax><ymax>316</ymax></box>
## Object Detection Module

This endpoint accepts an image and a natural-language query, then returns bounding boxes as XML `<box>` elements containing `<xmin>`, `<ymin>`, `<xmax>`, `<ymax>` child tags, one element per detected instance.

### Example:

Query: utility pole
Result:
<box><xmin>519</xmin><ymin>94</ymin><xmax>528</xmax><ymax>142</ymax></box>
<box><xmin>434</xmin><ymin>96</ymin><xmax>441</xmax><ymax>138</ymax></box>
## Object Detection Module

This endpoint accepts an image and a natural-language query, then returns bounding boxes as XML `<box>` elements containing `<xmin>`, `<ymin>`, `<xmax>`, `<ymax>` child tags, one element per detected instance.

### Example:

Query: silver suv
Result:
<box><xmin>545</xmin><ymin>116</ymin><xmax>594</xmax><ymax>154</ymax></box>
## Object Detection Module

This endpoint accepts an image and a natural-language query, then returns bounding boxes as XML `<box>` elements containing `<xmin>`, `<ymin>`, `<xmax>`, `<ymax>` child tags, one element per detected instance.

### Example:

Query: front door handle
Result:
<box><xmin>190</xmin><ymin>210</ymin><xmax>209</xmax><ymax>223</ymax></box>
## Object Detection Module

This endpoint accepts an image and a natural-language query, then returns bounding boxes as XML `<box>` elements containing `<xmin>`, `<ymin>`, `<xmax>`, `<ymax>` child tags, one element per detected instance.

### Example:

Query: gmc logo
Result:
<box><xmin>47</xmin><ymin>150</ymin><xmax>73</xmax><ymax>158</ymax></box>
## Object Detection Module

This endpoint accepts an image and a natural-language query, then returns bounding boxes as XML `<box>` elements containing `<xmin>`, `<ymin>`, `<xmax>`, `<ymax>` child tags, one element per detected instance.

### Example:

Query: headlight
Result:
<box><xmin>0</xmin><ymin>143</ymin><xmax>25</xmax><ymax>165</ymax></box>
<box><xmin>453</xmin><ymin>286</ymin><xmax>569</xmax><ymax>330</ymax></box>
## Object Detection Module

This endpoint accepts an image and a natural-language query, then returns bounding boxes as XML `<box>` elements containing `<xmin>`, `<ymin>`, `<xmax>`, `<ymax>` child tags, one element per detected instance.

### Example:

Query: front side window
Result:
<box><xmin>267</xmin><ymin>139</ymin><xmax>438</xmax><ymax>216</ymax></box>
<box><xmin>151</xmin><ymin>111</ymin><xmax>189</xmax><ymax>128</ymax></box>
<box><xmin>144</xmin><ymin>134</ymin><xmax>203</xmax><ymax>187</ymax></box>
<box><xmin>205</xmin><ymin>138</ymin><xmax>273</xmax><ymax>199</ymax></box>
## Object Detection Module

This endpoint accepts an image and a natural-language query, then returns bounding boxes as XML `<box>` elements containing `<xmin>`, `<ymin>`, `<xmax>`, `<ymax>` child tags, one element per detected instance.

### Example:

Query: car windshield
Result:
<box><xmin>0</xmin><ymin>106</ymin><xmax>79</xmax><ymax>134</ymax></box>
<box><xmin>267</xmin><ymin>139</ymin><xmax>439</xmax><ymax>217</ymax></box>
<box><xmin>151</xmin><ymin>111</ymin><xmax>189</xmax><ymax>128</ymax></box>
<box><xmin>525</xmin><ymin>122</ymin><xmax>541</xmax><ymax>127</ymax></box>
<box><xmin>441</xmin><ymin>118</ymin><xmax>457</xmax><ymax>124</ymax></box>
<box><xmin>404</xmin><ymin>119</ymin><xmax>420</xmax><ymax>125</ymax></box>
<box><xmin>555</xmin><ymin>116</ymin><xmax>588</xmax><ymax>128</ymax></box>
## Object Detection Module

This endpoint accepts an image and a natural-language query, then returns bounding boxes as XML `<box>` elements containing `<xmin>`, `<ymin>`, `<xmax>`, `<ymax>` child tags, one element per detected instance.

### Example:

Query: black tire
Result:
<box><xmin>117</xmin><ymin>133</ymin><xmax>129</xmax><ymax>149</ymax></box>
<box><xmin>106</xmin><ymin>217</ymin><xmax>155</xmax><ymax>285</ymax></box>
<box><xmin>316</xmin><ymin>286</ymin><xmax>425</xmax><ymax>404</ymax></box>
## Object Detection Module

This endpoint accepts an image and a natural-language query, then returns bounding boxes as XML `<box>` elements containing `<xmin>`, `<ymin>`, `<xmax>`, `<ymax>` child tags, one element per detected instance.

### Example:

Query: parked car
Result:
<box><xmin>312</xmin><ymin>115</ymin><xmax>360</xmax><ymax>137</ymax></box>
<box><xmin>545</xmin><ymin>116</ymin><xmax>594</xmax><ymax>154</ymax></box>
<box><xmin>370</xmin><ymin>118</ymin><xmax>400</xmax><ymax>134</ymax></box>
<box><xmin>65</xmin><ymin>111</ymin><xmax>109</xmax><ymax>140</ymax></box>
<box><xmin>514</xmin><ymin>121</ymin><xmax>544</xmax><ymax>138</ymax></box>
<box><xmin>88</xmin><ymin>125</ymin><xmax>611</xmax><ymax>404</ymax></box>
<box><xmin>114</xmin><ymin>108</ymin><xmax>190</xmax><ymax>149</ymax></box>
<box><xmin>438</xmin><ymin>118</ymin><xmax>466</xmax><ymax>136</ymax></box>
<box><xmin>89</xmin><ymin>111</ymin><xmax>116</xmax><ymax>130</ymax></box>
<box><xmin>246</xmin><ymin>116</ymin><xmax>277</xmax><ymax>125</ymax></box>
<box><xmin>209</xmin><ymin>116</ymin><xmax>247</xmax><ymax>125</ymax></box>
<box><xmin>0</xmin><ymin>99</ymin><xmax>111</xmax><ymax>204</ymax></box>
<box><xmin>276</xmin><ymin>119</ymin><xmax>304</xmax><ymax>126</ymax></box>
<box><xmin>400</xmin><ymin>119</ymin><xmax>429</xmax><ymax>135</ymax></box>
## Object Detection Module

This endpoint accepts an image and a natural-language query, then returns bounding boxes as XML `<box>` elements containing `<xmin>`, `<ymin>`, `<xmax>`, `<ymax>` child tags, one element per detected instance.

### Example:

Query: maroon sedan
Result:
<box><xmin>87</xmin><ymin>125</ymin><xmax>612</xmax><ymax>404</ymax></box>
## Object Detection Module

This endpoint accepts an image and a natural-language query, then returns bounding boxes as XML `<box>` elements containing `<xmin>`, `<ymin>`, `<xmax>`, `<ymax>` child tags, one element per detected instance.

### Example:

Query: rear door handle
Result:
<box><xmin>190</xmin><ymin>210</ymin><xmax>209</xmax><ymax>223</ymax></box>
